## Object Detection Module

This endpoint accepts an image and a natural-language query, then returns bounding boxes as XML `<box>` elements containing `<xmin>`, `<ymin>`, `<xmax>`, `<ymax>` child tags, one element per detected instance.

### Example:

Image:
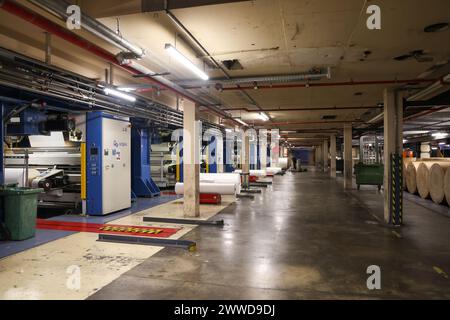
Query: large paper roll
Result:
<box><xmin>5</xmin><ymin>168</ymin><xmax>40</xmax><ymax>187</ymax></box>
<box><xmin>402</xmin><ymin>158</ymin><xmax>415</xmax><ymax>190</ymax></box>
<box><xmin>234</xmin><ymin>169</ymin><xmax>267</xmax><ymax>177</ymax></box>
<box><xmin>200</xmin><ymin>173</ymin><xmax>241</xmax><ymax>194</ymax></box>
<box><xmin>266</xmin><ymin>167</ymin><xmax>282</xmax><ymax>175</ymax></box>
<box><xmin>406</xmin><ymin>162</ymin><xmax>421</xmax><ymax>194</ymax></box>
<box><xmin>429</xmin><ymin>163</ymin><xmax>450</xmax><ymax>204</ymax></box>
<box><xmin>417</xmin><ymin>162</ymin><xmax>441</xmax><ymax>199</ymax></box>
<box><xmin>278</xmin><ymin>158</ymin><xmax>288</xmax><ymax>169</ymax></box>
<box><xmin>175</xmin><ymin>182</ymin><xmax>237</xmax><ymax>195</ymax></box>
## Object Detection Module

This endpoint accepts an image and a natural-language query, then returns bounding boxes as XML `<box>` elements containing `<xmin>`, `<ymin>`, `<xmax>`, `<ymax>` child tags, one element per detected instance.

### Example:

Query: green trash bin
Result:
<box><xmin>0</xmin><ymin>187</ymin><xmax>44</xmax><ymax>240</ymax></box>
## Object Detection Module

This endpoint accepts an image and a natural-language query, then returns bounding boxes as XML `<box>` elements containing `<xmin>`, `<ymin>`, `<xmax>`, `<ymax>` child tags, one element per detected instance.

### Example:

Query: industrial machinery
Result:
<box><xmin>86</xmin><ymin>112</ymin><xmax>131</xmax><ymax>215</ymax></box>
<box><xmin>4</xmin><ymin>110</ymin><xmax>133</xmax><ymax>216</ymax></box>
<box><xmin>355</xmin><ymin>134</ymin><xmax>384</xmax><ymax>190</ymax></box>
<box><xmin>4</xmin><ymin>108</ymin><xmax>84</xmax><ymax>213</ymax></box>
<box><xmin>150</xmin><ymin>143</ymin><xmax>177</xmax><ymax>188</ymax></box>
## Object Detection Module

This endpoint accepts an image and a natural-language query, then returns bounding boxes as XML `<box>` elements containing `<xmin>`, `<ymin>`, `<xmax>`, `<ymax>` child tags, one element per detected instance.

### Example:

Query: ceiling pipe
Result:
<box><xmin>177</xmin><ymin>67</ymin><xmax>331</xmax><ymax>87</ymax></box>
<box><xmin>0</xmin><ymin>0</ymin><xmax>240</xmax><ymax>125</ymax></box>
<box><xmin>223</xmin><ymin>105</ymin><xmax>381</xmax><ymax>112</ymax></box>
<box><xmin>253</xmin><ymin>120</ymin><xmax>364</xmax><ymax>126</ymax></box>
<box><xmin>29</xmin><ymin>0</ymin><xmax>145</xmax><ymax>58</ymax></box>
<box><xmin>217</xmin><ymin>79</ymin><xmax>436</xmax><ymax>91</ymax></box>
<box><xmin>164</xmin><ymin>6</ymin><xmax>272</xmax><ymax>122</ymax></box>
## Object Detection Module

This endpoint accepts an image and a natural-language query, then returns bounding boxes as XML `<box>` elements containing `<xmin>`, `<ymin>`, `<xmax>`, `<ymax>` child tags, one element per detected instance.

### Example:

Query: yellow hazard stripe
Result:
<box><xmin>80</xmin><ymin>143</ymin><xmax>87</xmax><ymax>200</ymax></box>
<box><xmin>99</xmin><ymin>226</ymin><xmax>163</xmax><ymax>235</ymax></box>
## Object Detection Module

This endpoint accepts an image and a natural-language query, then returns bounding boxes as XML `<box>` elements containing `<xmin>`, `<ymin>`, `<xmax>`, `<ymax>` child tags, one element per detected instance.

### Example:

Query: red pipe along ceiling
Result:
<box><xmin>0</xmin><ymin>0</ymin><xmax>233</xmax><ymax>122</ymax></box>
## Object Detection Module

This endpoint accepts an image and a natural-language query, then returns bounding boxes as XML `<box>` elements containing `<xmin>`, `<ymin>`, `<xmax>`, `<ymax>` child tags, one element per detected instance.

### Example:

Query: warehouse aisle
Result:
<box><xmin>90</xmin><ymin>172</ymin><xmax>450</xmax><ymax>299</ymax></box>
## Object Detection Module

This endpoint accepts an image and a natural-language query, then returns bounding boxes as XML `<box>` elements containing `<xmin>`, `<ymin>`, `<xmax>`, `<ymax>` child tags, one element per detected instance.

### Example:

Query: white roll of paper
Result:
<box><xmin>278</xmin><ymin>158</ymin><xmax>288</xmax><ymax>169</ymax></box>
<box><xmin>266</xmin><ymin>167</ymin><xmax>282</xmax><ymax>175</ymax></box>
<box><xmin>175</xmin><ymin>182</ymin><xmax>237</xmax><ymax>195</ymax></box>
<box><xmin>5</xmin><ymin>168</ymin><xmax>40</xmax><ymax>187</ymax></box>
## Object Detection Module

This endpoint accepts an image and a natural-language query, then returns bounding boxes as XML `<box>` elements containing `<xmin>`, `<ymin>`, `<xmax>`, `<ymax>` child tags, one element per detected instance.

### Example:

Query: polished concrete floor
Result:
<box><xmin>90</xmin><ymin>171</ymin><xmax>450</xmax><ymax>299</ymax></box>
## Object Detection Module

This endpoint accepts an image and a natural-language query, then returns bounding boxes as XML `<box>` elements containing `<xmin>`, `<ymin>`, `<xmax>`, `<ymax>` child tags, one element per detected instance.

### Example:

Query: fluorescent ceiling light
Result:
<box><xmin>403</xmin><ymin>130</ymin><xmax>430</xmax><ymax>135</ymax></box>
<box><xmin>403</xmin><ymin>139</ymin><xmax>408</xmax><ymax>144</ymax></box>
<box><xmin>104</xmin><ymin>88</ymin><xmax>136</xmax><ymax>102</ymax></box>
<box><xmin>432</xmin><ymin>132</ymin><xmax>449</xmax><ymax>139</ymax></box>
<box><xmin>257</xmin><ymin>112</ymin><xmax>270</xmax><ymax>121</ymax></box>
<box><xmin>233</xmin><ymin>118</ymin><xmax>248</xmax><ymax>126</ymax></box>
<box><xmin>407</xmin><ymin>74</ymin><xmax>450</xmax><ymax>102</ymax></box>
<box><xmin>117</xmin><ymin>87</ymin><xmax>136</xmax><ymax>92</ymax></box>
<box><xmin>165</xmin><ymin>44</ymin><xmax>209</xmax><ymax>80</ymax></box>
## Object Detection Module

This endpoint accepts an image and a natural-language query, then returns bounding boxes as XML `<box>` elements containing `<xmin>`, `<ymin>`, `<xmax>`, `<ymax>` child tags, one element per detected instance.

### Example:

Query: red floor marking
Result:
<box><xmin>36</xmin><ymin>219</ymin><xmax>180</xmax><ymax>238</ymax></box>
<box><xmin>161</xmin><ymin>191</ymin><xmax>177</xmax><ymax>195</ymax></box>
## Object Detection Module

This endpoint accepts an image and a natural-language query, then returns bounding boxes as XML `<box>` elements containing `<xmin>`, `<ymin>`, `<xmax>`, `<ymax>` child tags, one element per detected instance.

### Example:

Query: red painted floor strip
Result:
<box><xmin>36</xmin><ymin>219</ymin><xmax>180</xmax><ymax>238</ymax></box>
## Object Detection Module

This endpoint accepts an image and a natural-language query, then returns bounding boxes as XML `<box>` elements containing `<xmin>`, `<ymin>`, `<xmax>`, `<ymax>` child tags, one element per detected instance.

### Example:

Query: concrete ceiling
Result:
<box><xmin>93</xmin><ymin>0</ymin><xmax>450</xmax><ymax>138</ymax></box>
<box><xmin>1</xmin><ymin>0</ymin><xmax>450</xmax><ymax>146</ymax></box>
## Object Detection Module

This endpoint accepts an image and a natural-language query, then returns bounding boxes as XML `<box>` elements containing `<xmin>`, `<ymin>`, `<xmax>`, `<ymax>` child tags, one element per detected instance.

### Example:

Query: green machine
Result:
<box><xmin>355</xmin><ymin>134</ymin><xmax>384</xmax><ymax>190</ymax></box>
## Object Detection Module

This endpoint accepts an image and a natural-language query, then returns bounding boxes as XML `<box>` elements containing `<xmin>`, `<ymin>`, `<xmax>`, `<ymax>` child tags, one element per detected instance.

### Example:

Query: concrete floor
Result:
<box><xmin>90</xmin><ymin>171</ymin><xmax>450</xmax><ymax>300</ymax></box>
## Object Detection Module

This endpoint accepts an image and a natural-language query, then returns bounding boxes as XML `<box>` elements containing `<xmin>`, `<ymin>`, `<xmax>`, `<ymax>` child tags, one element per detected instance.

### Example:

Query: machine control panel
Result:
<box><xmin>89</xmin><ymin>146</ymin><xmax>100</xmax><ymax>176</ymax></box>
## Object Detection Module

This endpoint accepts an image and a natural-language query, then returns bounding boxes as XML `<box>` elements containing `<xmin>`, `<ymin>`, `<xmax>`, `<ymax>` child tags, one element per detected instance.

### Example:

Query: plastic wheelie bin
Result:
<box><xmin>354</xmin><ymin>163</ymin><xmax>384</xmax><ymax>190</ymax></box>
<box><xmin>0</xmin><ymin>187</ymin><xmax>43</xmax><ymax>240</ymax></box>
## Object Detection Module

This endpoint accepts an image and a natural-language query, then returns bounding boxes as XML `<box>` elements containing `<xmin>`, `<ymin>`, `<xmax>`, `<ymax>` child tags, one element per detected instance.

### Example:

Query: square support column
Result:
<box><xmin>323</xmin><ymin>140</ymin><xmax>329</xmax><ymax>172</ymax></box>
<box><xmin>383</xmin><ymin>89</ymin><xmax>404</xmax><ymax>224</ymax></box>
<box><xmin>259</xmin><ymin>129</ymin><xmax>267</xmax><ymax>170</ymax></box>
<box><xmin>316</xmin><ymin>145</ymin><xmax>322</xmax><ymax>169</ymax></box>
<box><xmin>330</xmin><ymin>134</ymin><xmax>336</xmax><ymax>178</ymax></box>
<box><xmin>343</xmin><ymin>124</ymin><xmax>353</xmax><ymax>189</ymax></box>
<box><xmin>183</xmin><ymin>102</ymin><xmax>200</xmax><ymax>217</ymax></box>
<box><xmin>241</xmin><ymin>131</ymin><xmax>250</xmax><ymax>188</ymax></box>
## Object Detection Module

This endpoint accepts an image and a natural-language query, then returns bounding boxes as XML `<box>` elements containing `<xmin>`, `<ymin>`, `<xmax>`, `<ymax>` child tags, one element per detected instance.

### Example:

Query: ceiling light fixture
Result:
<box><xmin>257</xmin><ymin>112</ymin><xmax>270</xmax><ymax>121</ymax></box>
<box><xmin>165</xmin><ymin>44</ymin><xmax>209</xmax><ymax>80</ymax></box>
<box><xmin>234</xmin><ymin>118</ymin><xmax>248</xmax><ymax>126</ymax></box>
<box><xmin>104</xmin><ymin>87</ymin><xmax>136</xmax><ymax>102</ymax></box>
<box><xmin>432</xmin><ymin>132</ymin><xmax>449</xmax><ymax>139</ymax></box>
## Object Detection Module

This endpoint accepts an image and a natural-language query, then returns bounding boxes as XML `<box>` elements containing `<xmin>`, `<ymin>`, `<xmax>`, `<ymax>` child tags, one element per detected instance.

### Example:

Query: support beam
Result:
<box><xmin>343</xmin><ymin>124</ymin><xmax>353</xmax><ymax>189</ymax></box>
<box><xmin>383</xmin><ymin>89</ymin><xmax>404</xmax><ymax>224</ymax></box>
<box><xmin>183</xmin><ymin>102</ymin><xmax>200</xmax><ymax>217</ymax></box>
<box><xmin>323</xmin><ymin>140</ymin><xmax>328</xmax><ymax>172</ymax></box>
<box><xmin>330</xmin><ymin>134</ymin><xmax>336</xmax><ymax>178</ymax></box>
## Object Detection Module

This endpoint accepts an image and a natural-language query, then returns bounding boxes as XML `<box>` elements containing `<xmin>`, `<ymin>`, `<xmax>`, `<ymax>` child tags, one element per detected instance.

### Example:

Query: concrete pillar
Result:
<box><xmin>259</xmin><ymin>129</ymin><xmax>267</xmax><ymax>170</ymax></box>
<box><xmin>315</xmin><ymin>146</ymin><xmax>321</xmax><ymax>168</ymax></box>
<box><xmin>330</xmin><ymin>134</ymin><xmax>336</xmax><ymax>178</ymax></box>
<box><xmin>323</xmin><ymin>140</ymin><xmax>328</xmax><ymax>172</ymax></box>
<box><xmin>343</xmin><ymin>124</ymin><xmax>353</xmax><ymax>189</ymax></box>
<box><xmin>241</xmin><ymin>131</ymin><xmax>250</xmax><ymax>188</ymax></box>
<box><xmin>183</xmin><ymin>102</ymin><xmax>200</xmax><ymax>217</ymax></box>
<box><xmin>383</xmin><ymin>89</ymin><xmax>403</xmax><ymax>223</ymax></box>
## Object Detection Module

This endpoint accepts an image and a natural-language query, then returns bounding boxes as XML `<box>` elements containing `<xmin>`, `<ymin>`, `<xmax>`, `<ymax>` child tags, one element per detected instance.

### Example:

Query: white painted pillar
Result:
<box><xmin>383</xmin><ymin>89</ymin><xmax>403</xmax><ymax>223</ymax></box>
<box><xmin>241</xmin><ymin>130</ymin><xmax>250</xmax><ymax>188</ymax></box>
<box><xmin>344</xmin><ymin>124</ymin><xmax>353</xmax><ymax>189</ymax></box>
<box><xmin>217</xmin><ymin>134</ymin><xmax>224</xmax><ymax>173</ymax></box>
<box><xmin>259</xmin><ymin>129</ymin><xmax>267</xmax><ymax>170</ymax></box>
<box><xmin>330</xmin><ymin>134</ymin><xmax>337</xmax><ymax>178</ymax></box>
<box><xmin>323</xmin><ymin>140</ymin><xmax>328</xmax><ymax>172</ymax></box>
<box><xmin>183</xmin><ymin>102</ymin><xmax>200</xmax><ymax>217</ymax></box>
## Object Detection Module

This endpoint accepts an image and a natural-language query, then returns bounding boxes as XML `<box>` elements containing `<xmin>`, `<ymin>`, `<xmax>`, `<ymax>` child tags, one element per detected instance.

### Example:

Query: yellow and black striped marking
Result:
<box><xmin>99</xmin><ymin>226</ymin><xmax>163</xmax><ymax>235</ymax></box>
